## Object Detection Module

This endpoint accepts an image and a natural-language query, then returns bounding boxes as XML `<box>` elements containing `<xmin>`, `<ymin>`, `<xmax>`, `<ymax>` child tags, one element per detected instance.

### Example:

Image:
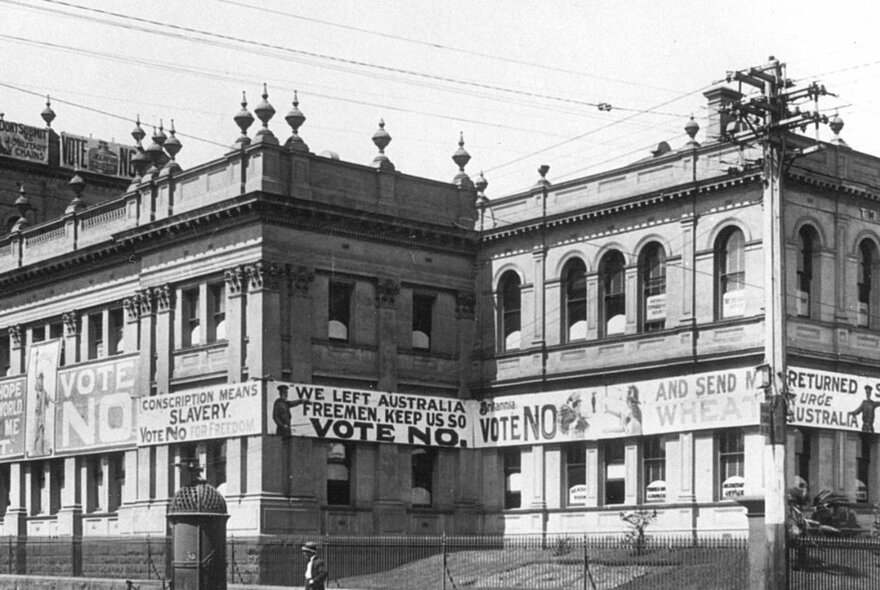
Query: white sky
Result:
<box><xmin>1</xmin><ymin>0</ymin><xmax>879</xmax><ymax>197</ymax></box>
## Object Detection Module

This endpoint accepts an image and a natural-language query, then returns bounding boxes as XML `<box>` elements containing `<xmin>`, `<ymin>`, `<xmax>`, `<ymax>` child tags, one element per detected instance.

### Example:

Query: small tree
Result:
<box><xmin>620</xmin><ymin>509</ymin><xmax>657</xmax><ymax>556</ymax></box>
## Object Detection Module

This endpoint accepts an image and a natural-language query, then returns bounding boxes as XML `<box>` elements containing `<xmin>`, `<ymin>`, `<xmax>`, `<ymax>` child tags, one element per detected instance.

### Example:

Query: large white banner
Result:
<box><xmin>269</xmin><ymin>382</ymin><xmax>471</xmax><ymax>448</ymax></box>
<box><xmin>787</xmin><ymin>367</ymin><xmax>880</xmax><ymax>432</ymax></box>
<box><xmin>475</xmin><ymin>367</ymin><xmax>761</xmax><ymax>447</ymax></box>
<box><xmin>0</xmin><ymin>119</ymin><xmax>49</xmax><ymax>164</ymax></box>
<box><xmin>137</xmin><ymin>381</ymin><xmax>262</xmax><ymax>446</ymax></box>
<box><xmin>60</xmin><ymin>132</ymin><xmax>139</xmax><ymax>179</ymax></box>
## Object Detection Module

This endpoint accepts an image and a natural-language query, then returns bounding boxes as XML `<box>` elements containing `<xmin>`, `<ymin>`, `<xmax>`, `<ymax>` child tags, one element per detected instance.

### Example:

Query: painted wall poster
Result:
<box><xmin>269</xmin><ymin>382</ymin><xmax>471</xmax><ymax>448</ymax></box>
<box><xmin>24</xmin><ymin>340</ymin><xmax>62</xmax><ymax>458</ymax></box>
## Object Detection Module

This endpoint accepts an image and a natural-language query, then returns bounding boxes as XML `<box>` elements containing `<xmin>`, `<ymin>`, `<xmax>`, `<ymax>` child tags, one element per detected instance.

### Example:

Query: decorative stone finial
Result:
<box><xmin>253</xmin><ymin>83</ymin><xmax>278</xmax><ymax>145</ymax></box>
<box><xmin>233</xmin><ymin>91</ymin><xmax>255</xmax><ymax>149</ymax></box>
<box><xmin>475</xmin><ymin>170</ymin><xmax>489</xmax><ymax>208</ymax></box>
<box><xmin>372</xmin><ymin>119</ymin><xmax>394</xmax><ymax>171</ymax></box>
<box><xmin>684</xmin><ymin>115</ymin><xmax>700</xmax><ymax>149</ymax></box>
<box><xmin>829</xmin><ymin>111</ymin><xmax>848</xmax><ymax>147</ymax></box>
<box><xmin>14</xmin><ymin>183</ymin><xmax>31</xmax><ymax>219</ymax></box>
<box><xmin>284</xmin><ymin>90</ymin><xmax>308</xmax><ymax>152</ymax></box>
<box><xmin>160</xmin><ymin>119</ymin><xmax>182</xmax><ymax>176</ymax></box>
<box><xmin>66</xmin><ymin>171</ymin><xmax>86</xmax><ymax>214</ymax></box>
<box><xmin>131</xmin><ymin>115</ymin><xmax>146</xmax><ymax>144</ymax></box>
<box><xmin>534</xmin><ymin>164</ymin><xmax>551</xmax><ymax>189</ymax></box>
<box><xmin>452</xmin><ymin>132</ymin><xmax>473</xmax><ymax>188</ymax></box>
<box><xmin>41</xmin><ymin>95</ymin><xmax>56</xmax><ymax>128</ymax></box>
<box><xmin>143</xmin><ymin>127</ymin><xmax>165</xmax><ymax>178</ymax></box>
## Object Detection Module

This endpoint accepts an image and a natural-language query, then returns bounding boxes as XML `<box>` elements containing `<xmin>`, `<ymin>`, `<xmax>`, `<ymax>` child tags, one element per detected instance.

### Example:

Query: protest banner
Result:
<box><xmin>0</xmin><ymin>119</ymin><xmax>49</xmax><ymax>164</ymax></box>
<box><xmin>0</xmin><ymin>376</ymin><xmax>26</xmax><ymax>459</ymax></box>
<box><xmin>60</xmin><ymin>132</ymin><xmax>138</xmax><ymax>179</ymax></box>
<box><xmin>138</xmin><ymin>381</ymin><xmax>262</xmax><ymax>446</ymax></box>
<box><xmin>55</xmin><ymin>355</ymin><xmax>137</xmax><ymax>453</ymax></box>
<box><xmin>269</xmin><ymin>382</ymin><xmax>471</xmax><ymax>448</ymax></box>
<box><xmin>787</xmin><ymin>366</ymin><xmax>880</xmax><ymax>433</ymax></box>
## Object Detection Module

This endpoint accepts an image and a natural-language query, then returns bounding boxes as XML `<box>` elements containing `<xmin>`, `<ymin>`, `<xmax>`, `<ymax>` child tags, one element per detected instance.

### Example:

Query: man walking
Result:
<box><xmin>301</xmin><ymin>542</ymin><xmax>328</xmax><ymax>590</ymax></box>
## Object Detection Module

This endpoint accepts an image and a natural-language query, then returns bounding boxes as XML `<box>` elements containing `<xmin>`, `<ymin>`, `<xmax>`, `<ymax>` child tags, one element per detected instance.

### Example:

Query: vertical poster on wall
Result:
<box><xmin>24</xmin><ymin>339</ymin><xmax>62</xmax><ymax>458</ymax></box>
<box><xmin>0</xmin><ymin>376</ymin><xmax>27</xmax><ymax>459</ymax></box>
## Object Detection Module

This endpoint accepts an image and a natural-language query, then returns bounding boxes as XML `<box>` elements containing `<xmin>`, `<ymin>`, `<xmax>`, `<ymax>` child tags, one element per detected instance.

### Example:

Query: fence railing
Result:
<box><xmin>0</xmin><ymin>533</ymin><xmax>749</xmax><ymax>589</ymax></box>
<box><xmin>788</xmin><ymin>535</ymin><xmax>880</xmax><ymax>590</ymax></box>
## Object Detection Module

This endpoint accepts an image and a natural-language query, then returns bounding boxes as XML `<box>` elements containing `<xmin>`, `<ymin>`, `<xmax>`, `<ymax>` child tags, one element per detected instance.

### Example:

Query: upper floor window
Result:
<box><xmin>182</xmin><ymin>288</ymin><xmax>201</xmax><ymax>347</ymax></box>
<box><xmin>412</xmin><ymin>293</ymin><xmax>434</xmax><ymax>351</ymax></box>
<box><xmin>411</xmin><ymin>447</ymin><xmax>435</xmax><ymax>507</ymax></box>
<box><xmin>498</xmin><ymin>271</ymin><xmax>521</xmax><ymax>351</ymax></box>
<box><xmin>327</xmin><ymin>442</ymin><xmax>352</xmax><ymax>505</ymax></box>
<box><xmin>797</xmin><ymin>226</ymin><xmax>819</xmax><ymax>318</ymax></box>
<box><xmin>639</xmin><ymin>243</ymin><xmax>666</xmax><ymax>332</ymax></box>
<box><xmin>109</xmin><ymin>308</ymin><xmax>124</xmax><ymax>355</ymax></box>
<box><xmin>599</xmin><ymin>250</ymin><xmax>626</xmax><ymax>337</ymax></box>
<box><xmin>328</xmin><ymin>281</ymin><xmax>353</xmax><ymax>342</ymax></box>
<box><xmin>793</xmin><ymin>428</ymin><xmax>812</xmax><ymax>492</ymax></box>
<box><xmin>718</xmin><ymin>429</ymin><xmax>745</xmax><ymax>500</ymax></box>
<box><xmin>502</xmin><ymin>448</ymin><xmax>522</xmax><ymax>509</ymax></box>
<box><xmin>0</xmin><ymin>333</ymin><xmax>10</xmax><ymax>377</ymax></box>
<box><xmin>87</xmin><ymin>312</ymin><xmax>103</xmax><ymax>359</ymax></box>
<box><xmin>208</xmin><ymin>283</ymin><xmax>227</xmax><ymax>342</ymax></box>
<box><xmin>561</xmin><ymin>259</ymin><xmax>587</xmax><ymax>342</ymax></box>
<box><xmin>643</xmin><ymin>436</ymin><xmax>666</xmax><ymax>503</ymax></box>
<box><xmin>715</xmin><ymin>228</ymin><xmax>745</xmax><ymax>319</ymax></box>
<box><xmin>858</xmin><ymin>239</ymin><xmax>877</xmax><ymax>328</ymax></box>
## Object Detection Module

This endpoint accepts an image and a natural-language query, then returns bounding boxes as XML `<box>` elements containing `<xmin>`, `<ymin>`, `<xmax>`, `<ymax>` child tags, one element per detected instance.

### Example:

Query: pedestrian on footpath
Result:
<box><xmin>302</xmin><ymin>541</ymin><xmax>328</xmax><ymax>590</ymax></box>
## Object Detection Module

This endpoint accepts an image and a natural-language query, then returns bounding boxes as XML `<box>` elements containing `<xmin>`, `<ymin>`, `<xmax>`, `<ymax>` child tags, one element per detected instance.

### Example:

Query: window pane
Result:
<box><xmin>329</xmin><ymin>282</ymin><xmax>353</xmax><ymax>341</ymax></box>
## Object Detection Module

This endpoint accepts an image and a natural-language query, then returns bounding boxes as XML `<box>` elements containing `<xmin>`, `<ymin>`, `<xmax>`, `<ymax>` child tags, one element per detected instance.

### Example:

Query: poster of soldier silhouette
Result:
<box><xmin>24</xmin><ymin>340</ymin><xmax>61</xmax><ymax>458</ymax></box>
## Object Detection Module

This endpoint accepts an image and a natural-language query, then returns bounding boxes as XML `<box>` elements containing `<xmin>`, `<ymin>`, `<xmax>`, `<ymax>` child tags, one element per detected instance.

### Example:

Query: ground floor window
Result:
<box><xmin>502</xmin><ymin>448</ymin><xmax>521</xmax><ymax>509</ymax></box>
<box><xmin>565</xmin><ymin>444</ymin><xmax>586</xmax><ymax>507</ymax></box>
<box><xmin>327</xmin><ymin>442</ymin><xmax>352</xmax><ymax>505</ymax></box>
<box><xmin>718</xmin><ymin>429</ymin><xmax>745</xmax><ymax>499</ymax></box>
<box><xmin>643</xmin><ymin>436</ymin><xmax>666</xmax><ymax>502</ymax></box>
<box><xmin>604</xmin><ymin>442</ymin><xmax>626</xmax><ymax>505</ymax></box>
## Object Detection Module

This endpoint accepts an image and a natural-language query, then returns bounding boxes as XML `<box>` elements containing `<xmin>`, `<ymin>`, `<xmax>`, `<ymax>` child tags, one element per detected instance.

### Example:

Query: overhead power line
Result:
<box><xmin>214</xmin><ymin>0</ymin><xmax>681</xmax><ymax>95</ymax></box>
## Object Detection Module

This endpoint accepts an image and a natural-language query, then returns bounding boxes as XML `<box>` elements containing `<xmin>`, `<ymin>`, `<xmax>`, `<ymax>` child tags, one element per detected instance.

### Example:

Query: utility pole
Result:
<box><xmin>723</xmin><ymin>56</ymin><xmax>830</xmax><ymax>590</ymax></box>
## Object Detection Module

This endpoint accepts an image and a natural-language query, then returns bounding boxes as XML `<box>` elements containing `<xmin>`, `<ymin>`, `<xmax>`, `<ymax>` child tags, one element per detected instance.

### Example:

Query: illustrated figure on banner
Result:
<box><xmin>558</xmin><ymin>392</ymin><xmax>589</xmax><ymax>435</ymax></box>
<box><xmin>273</xmin><ymin>384</ymin><xmax>304</xmax><ymax>438</ymax></box>
<box><xmin>25</xmin><ymin>341</ymin><xmax>61</xmax><ymax>458</ymax></box>
<box><xmin>849</xmin><ymin>385</ymin><xmax>880</xmax><ymax>434</ymax></box>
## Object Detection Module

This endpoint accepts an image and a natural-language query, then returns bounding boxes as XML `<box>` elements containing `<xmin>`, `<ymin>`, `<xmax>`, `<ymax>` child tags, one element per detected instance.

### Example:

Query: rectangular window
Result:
<box><xmin>857</xmin><ymin>435</ymin><xmax>870</xmax><ymax>503</ymax></box>
<box><xmin>565</xmin><ymin>444</ymin><xmax>587</xmax><ymax>506</ymax></box>
<box><xmin>108</xmin><ymin>453</ymin><xmax>124</xmax><ymax>513</ymax></box>
<box><xmin>643</xmin><ymin>436</ymin><xmax>666</xmax><ymax>502</ymax></box>
<box><xmin>412</xmin><ymin>293</ymin><xmax>434</xmax><ymax>351</ymax></box>
<box><xmin>719</xmin><ymin>429</ymin><xmax>745</xmax><ymax>499</ymax></box>
<box><xmin>32</xmin><ymin>326</ymin><xmax>46</xmax><ymax>344</ymax></box>
<box><xmin>411</xmin><ymin>448</ymin><xmax>435</xmax><ymax>507</ymax></box>
<box><xmin>207</xmin><ymin>439</ymin><xmax>227</xmax><ymax>491</ymax></box>
<box><xmin>0</xmin><ymin>464</ymin><xmax>9</xmax><ymax>519</ymax></box>
<box><xmin>604</xmin><ymin>442</ymin><xmax>626</xmax><ymax>505</ymax></box>
<box><xmin>88</xmin><ymin>313</ymin><xmax>103</xmax><ymax>359</ymax></box>
<box><xmin>183</xmin><ymin>288</ymin><xmax>201</xmax><ymax>347</ymax></box>
<box><xmin>502</xmin><ymin>448</ymin><xmax>522</xmax><ymax>509</ymax></box>
<box><xmin>49</xmin><ymin>322</ymin><xmax>63</xmax><ymax>340</ymax></box>
<box><xmin>327</xmin><ymin>442</ymin><xmax>352</xmax><ymax>505</ymax></box>
<box><xmin>149</xmin><ymin>447</ymin><xmax>157</xmax><ymax>500</ymax></box>
<box><xmin>31</xmin><ymin>461</ymin><xmax>45</xmax><ymax>515</ymax></box>
<box><xmin>328</xmin><ymin>281</ymin><xmax>353</xmax><ymax>342</ymax></box>
<box><xmin>794</xmin><ymin>428</ymin><xmax>812</xmax><ymax>492</ymax></box>
<box><xmin>208</xmin><ymin>283</ymin><xmax>226</xmax><ymax>342</ymax></box>
<box><xmin>86</xmin><ymin>455</ymin><xmax>103</xmax><ymax>512</ymax></box>
<box><xmin>50</xmin><ymin>459</ymin><xmax>63</xmax><ymax>515</ymax></box>
<box><xmin>0</xmin><ymin>334</ymin><xmax>10</xmax><ymax>377</ymax></box>
<box><xmin>109</xmin><ymin>308</ymin><xmax>124</xmax><ymax>355</ymax></box>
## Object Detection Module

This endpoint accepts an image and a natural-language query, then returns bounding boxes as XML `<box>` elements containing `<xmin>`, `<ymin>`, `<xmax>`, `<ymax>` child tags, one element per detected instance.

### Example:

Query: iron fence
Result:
<box><xmin>788</xmin><ymin>535</ymin><xmax>880</xmax><ymax>590</ymax></box>
<box><xmin>0</xmin><ymin>532</ymin><xmax>749</xmax><ymax>589</ymax></box>
<box><xmin>230</xmin><ymin>533</ymin><xmax>749</xmax><ymax>590</ymax></box>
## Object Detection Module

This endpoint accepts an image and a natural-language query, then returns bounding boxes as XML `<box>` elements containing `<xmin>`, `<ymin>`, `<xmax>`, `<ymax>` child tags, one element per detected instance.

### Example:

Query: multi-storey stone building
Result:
<box><xmin>0</xmin><ymin>72</ymin><xmax>879</xmax><ymax>554</ymax></box>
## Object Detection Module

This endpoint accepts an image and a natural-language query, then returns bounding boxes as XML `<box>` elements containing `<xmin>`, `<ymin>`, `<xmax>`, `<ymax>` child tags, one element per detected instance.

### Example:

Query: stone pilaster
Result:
<box><xmin>154</xmin><ymin>285</ymin><xmax>173</xmax><ymax>393</ymax></box>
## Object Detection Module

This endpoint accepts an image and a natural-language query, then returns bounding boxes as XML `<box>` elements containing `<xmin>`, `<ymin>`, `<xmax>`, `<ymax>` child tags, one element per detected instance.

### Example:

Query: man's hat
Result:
<box><xmin>278</xmin><ymin>384</ymin><xmax>289</xmax><ymax>392</ymax></box>
<box><xmin>301</xmin><ymin>542</ymin><xmax>318</xmax><ymax>553</ymax></box>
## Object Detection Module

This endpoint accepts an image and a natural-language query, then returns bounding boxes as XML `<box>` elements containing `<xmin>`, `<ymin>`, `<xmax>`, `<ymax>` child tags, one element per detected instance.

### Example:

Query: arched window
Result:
<box><xmin>561</xmin><ymin>258</ymin><xmax>587</xmax><ymax>342</ymax></box>
<box><xmin>599</xmin><ymin>251</ymin><xmax>626</xmax><ymax>337</ymax></box>
<box><xmin>639</xmin><ymin>243</ymin><xmax>666</xmax><ymax>332</ymax></box>
<box><xmin>858</xmin><ymin>239</ymin><xmax>877</xmax><ymax>328</ymax></box>
<box><xmin>796</xmin><ymin>226</ymin><xmax>819</xmax><ymax>318</ymax></box>
<box><xmin>498</xmin><ymin>271</ymin><xmax>522</xmax><ymax>351</ymax></box>
<box><xmin>715</xmin><ymin>228</ymin><xmax>745</xmax><ymax>319</ymax></box>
